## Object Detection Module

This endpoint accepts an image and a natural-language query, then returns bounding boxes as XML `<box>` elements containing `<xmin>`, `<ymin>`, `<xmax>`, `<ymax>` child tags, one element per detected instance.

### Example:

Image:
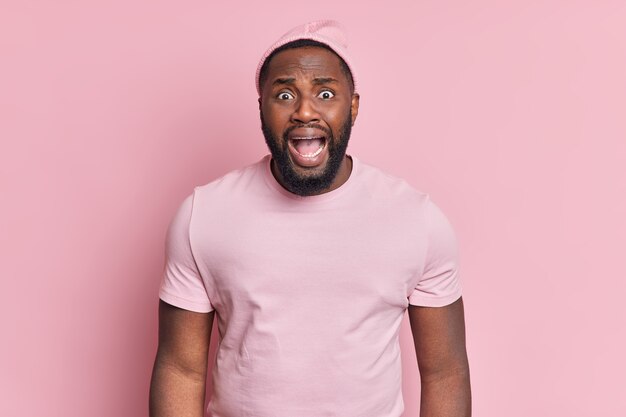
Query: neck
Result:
<box><xmin>270</xmin><ymin>155</ymin><xmax>353</xmax><ymax>196</ymax></box>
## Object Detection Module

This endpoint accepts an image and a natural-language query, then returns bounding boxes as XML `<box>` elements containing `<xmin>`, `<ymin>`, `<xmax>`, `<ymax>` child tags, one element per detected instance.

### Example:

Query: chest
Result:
<box><xmin>192</xmin><ymin>202</ymin><xmax>427</xmax><ymax>312</ymax></box>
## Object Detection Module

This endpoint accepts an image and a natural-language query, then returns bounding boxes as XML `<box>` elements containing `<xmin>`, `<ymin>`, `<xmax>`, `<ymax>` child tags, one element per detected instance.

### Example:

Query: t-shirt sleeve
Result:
<box><xmin>408</xmin><ymin>196</ymin><xmax>463</xmax><ymax>307</ymax></box>
<box><xmin>159</xmin><ymin>192</ymin><xmax>215</xmax><ymax>313</ymax></box>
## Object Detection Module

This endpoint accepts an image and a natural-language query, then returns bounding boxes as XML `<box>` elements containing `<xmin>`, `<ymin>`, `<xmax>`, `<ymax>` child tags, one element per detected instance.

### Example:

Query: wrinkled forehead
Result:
<box><xmin>264</xmin><ymin>47</ymin><xmax>348</xmax><ymax>85</ymax></box>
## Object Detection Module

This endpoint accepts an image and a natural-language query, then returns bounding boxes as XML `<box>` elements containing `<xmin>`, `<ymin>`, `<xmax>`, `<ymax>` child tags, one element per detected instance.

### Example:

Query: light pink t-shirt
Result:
<box><xmin>159</xmin><ymin>154</ymin><xmax>462</xmax><ymax>417</ymax></box>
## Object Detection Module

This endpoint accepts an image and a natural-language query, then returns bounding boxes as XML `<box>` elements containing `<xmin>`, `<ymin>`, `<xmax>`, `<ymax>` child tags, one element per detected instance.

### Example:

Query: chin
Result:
<box><xmin>260</xmin><ymin>110</ymin><xmax>352</xmax><ymax>196</ymax></box>
<box><xmin>288</xmin><ymin>156</ymin><xmax>331</xmax><ymax>178</ymax></box>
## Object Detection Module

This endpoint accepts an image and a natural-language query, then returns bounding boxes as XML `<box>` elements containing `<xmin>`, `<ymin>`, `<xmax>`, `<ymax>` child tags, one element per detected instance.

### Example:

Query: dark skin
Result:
<box><xmin>259</xmin><ymin>47</ymin><xmax>360</xmax><ymax>195</ymax></box>
<box><xmin>409</xmin><ymin>298</ymin><xmax>472</xmax><ymax>416</ymax></box>
<box><xmin>149</xmin><ymin>302</ymin><xmax>214</xmax><ymax>417</ymax></box>
<box><xmin>149</xmin><ymin>46</ymin><xmax>471</xmax><ymax>417</ymax></box>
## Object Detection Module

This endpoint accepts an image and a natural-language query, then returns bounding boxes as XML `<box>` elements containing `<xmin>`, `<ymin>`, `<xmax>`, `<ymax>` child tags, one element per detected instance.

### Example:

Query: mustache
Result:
<box><xmin>283</xmin><ymin>123</ymin><xmax>332</xmax><ymax>139</ymax></box>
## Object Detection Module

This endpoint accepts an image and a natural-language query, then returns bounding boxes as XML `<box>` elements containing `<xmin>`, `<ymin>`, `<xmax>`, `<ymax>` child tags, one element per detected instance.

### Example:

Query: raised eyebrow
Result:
<box><xmin>312</xmin><ymin>77</ymin><xmax>339</xmax><ymax>85</ymax></box>
<box><xmin>272</xmin><ymin>77</ymin><xmax>296</xmax><ymax>86</ymax></box>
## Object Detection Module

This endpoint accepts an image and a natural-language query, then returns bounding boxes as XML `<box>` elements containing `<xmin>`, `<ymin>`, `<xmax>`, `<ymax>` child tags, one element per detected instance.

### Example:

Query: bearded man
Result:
<box><xmin>150</xmin><ymin>20</ymin><xmax>471</xmax><ymax>417</ymax></box>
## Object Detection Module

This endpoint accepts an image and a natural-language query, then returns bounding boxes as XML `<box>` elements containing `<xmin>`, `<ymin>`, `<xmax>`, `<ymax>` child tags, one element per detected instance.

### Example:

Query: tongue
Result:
<box><xmin>293</xmin><ymin>138</ymin><xmax>323</xmax><ymax>154</ymax></box>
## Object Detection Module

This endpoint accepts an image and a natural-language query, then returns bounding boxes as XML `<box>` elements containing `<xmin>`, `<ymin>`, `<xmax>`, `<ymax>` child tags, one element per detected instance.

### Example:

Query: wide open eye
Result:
<box><xmin>277</xmin><ymin>91</ymin><xmax>295</xmax><ymax>100</ymax></box>
<box><xmin>317</xmin><ymin>90</ymin><xmax>335</xmax><ymax>100</ymax></box>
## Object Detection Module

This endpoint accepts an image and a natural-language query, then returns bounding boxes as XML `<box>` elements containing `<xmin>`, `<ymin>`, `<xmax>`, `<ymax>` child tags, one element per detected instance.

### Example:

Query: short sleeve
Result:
<box><xmin>159</xmin><ymin>192</ymin><xmax>215</xmax><ymax>313</ymax></box>
<box><xmin>408</xmin><ymin>196</ymin><xmax>463</xmax><ymax>307</ymax></box>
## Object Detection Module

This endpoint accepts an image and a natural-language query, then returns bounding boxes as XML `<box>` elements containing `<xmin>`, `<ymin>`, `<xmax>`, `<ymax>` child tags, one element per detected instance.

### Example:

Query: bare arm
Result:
<box><xmin>149</xmin><ymin>300</ymin><xmax>215</xmax><ymax>417</ymax></box>
<box><xmin>408</xmin><ymin>296</ymin><xmax>471</xmax><ymax>417</ymax></box>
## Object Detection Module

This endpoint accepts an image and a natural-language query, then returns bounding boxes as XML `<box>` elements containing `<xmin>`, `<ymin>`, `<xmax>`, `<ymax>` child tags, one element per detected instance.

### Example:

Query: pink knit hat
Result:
<box><xmin>255</xmin><ymin>20</ymin><xmax>357</xmax><ymax>96</ymax></box>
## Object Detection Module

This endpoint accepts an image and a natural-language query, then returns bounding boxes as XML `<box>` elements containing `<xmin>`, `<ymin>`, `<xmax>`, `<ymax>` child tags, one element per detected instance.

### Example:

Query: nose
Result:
<box><xmin>290</xmin><ymin>96</ymin><xmax>320</xmax><ymax>124</ymax></box>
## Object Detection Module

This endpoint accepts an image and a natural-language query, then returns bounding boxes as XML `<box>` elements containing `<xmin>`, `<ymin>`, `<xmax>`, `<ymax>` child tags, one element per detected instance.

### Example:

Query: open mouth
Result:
<box><xmin>288</xmin><ymin>136</ymin><xmax>327</xmax><ymax>158</ymax></box>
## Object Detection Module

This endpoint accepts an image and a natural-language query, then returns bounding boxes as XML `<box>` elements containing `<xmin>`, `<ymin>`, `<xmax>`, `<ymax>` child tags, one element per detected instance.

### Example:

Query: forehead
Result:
<box><xmin>265</xmin><ymin>46</ymin><xmax>348</xmax><ymax>84</ymax></box>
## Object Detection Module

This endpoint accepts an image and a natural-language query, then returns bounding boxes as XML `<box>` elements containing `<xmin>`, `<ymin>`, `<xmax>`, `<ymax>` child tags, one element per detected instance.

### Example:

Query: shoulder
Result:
<box><xmin>194</xmin><ymin>157</ymin><xmax>266</xmax><ymax>196</ymax></box>
<box><xmin>354</xmin><ymin>156</ymin><xmax>430</xmax><ymax>208</ymax></box>
<box><xmin>170</xmin><ymin>157</ymin><xmax>267</xmax><ymax>221</ymax></box>
<box><xmin>352</xmin><ymin>157</ymin><xmax>458</xmax><ymax>230</ymax></box>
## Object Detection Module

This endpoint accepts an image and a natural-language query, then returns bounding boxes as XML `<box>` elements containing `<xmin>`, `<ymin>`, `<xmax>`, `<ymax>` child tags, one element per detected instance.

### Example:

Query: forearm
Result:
<box><xmin>419</xmin><ymin>367</ymin><xmax>471</xmax><ymax>417</ymax></box>
<box><xmin>149</xmin><ymin>358</ymin><xmax>207</xmax><ymax>417</ymax></box>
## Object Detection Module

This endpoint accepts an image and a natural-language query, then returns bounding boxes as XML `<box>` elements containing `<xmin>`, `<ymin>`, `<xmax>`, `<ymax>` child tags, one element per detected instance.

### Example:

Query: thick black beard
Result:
<box><xmin>261</xmin><ymin>110</ymin><xmax>353</xmax><ymax>197</ymax></box>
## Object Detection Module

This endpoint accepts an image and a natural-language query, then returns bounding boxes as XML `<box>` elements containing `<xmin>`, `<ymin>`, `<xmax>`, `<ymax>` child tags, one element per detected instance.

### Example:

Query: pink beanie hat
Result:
<box><xmin>255</xmin><ymin>20</ymin><xmax>357</xmax><ymax>96</ymax></box>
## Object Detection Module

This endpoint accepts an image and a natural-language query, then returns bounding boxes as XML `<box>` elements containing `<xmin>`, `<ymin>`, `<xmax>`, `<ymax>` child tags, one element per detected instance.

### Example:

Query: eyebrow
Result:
<box><xmin>272</xmin><ymin>77</ymin><xmax>296</xmax><ymax>86</ymax></box>
<box><xmin>271</xmin><ymin>76</ymin><xmax>339</xmax><ymax>86</ymax></box>
<box><xmin>312</xmin><ymin>77</ymin><xmax>339</xmax><ymax>85</ymax></box>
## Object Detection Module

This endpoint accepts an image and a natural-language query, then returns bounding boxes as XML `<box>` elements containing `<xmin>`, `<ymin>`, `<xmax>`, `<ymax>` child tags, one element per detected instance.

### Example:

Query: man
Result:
<box><xmin>150</xmin><ymin>20</ymin><xmax>471</xmax><ymax>417</ymax></box>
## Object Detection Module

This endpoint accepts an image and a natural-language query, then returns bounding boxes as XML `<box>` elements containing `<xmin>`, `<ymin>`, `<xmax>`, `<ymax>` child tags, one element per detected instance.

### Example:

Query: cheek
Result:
<box><xmin>326</xmin><ymin>107</ymin><xmax>351</xmax><ymax>133</ymax></box>
<box><xmin>263</xmin><ymin>105</ymin><xmax>290</xmax><ymax>133</ymax></box>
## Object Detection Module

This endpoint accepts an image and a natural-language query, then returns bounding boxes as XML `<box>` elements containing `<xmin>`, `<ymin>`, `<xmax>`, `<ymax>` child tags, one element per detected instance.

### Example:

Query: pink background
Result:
<box><xmin>1</xmin><ymin>1</ymin><xmax>625</xmax><ymax>416</ymax></box>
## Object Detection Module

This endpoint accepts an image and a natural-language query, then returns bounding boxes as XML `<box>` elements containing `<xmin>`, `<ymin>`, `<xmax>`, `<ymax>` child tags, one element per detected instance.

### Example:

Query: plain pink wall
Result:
<box><xmin>1</xmin><ymin>1</ymin><xmax>625</xmax><ymax>416</ymax></box>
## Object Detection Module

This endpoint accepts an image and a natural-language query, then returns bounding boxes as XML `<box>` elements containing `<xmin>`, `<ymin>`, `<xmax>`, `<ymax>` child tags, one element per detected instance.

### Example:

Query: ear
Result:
<box><xmin>258</xmin><ymin>97</ymin><xmax>262</xmax><ymax>111</ymax></box>
<box><xmin>350</xmin><ymin>93</ymin><xmax>360</xmax><ymax>126</ymax></box>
